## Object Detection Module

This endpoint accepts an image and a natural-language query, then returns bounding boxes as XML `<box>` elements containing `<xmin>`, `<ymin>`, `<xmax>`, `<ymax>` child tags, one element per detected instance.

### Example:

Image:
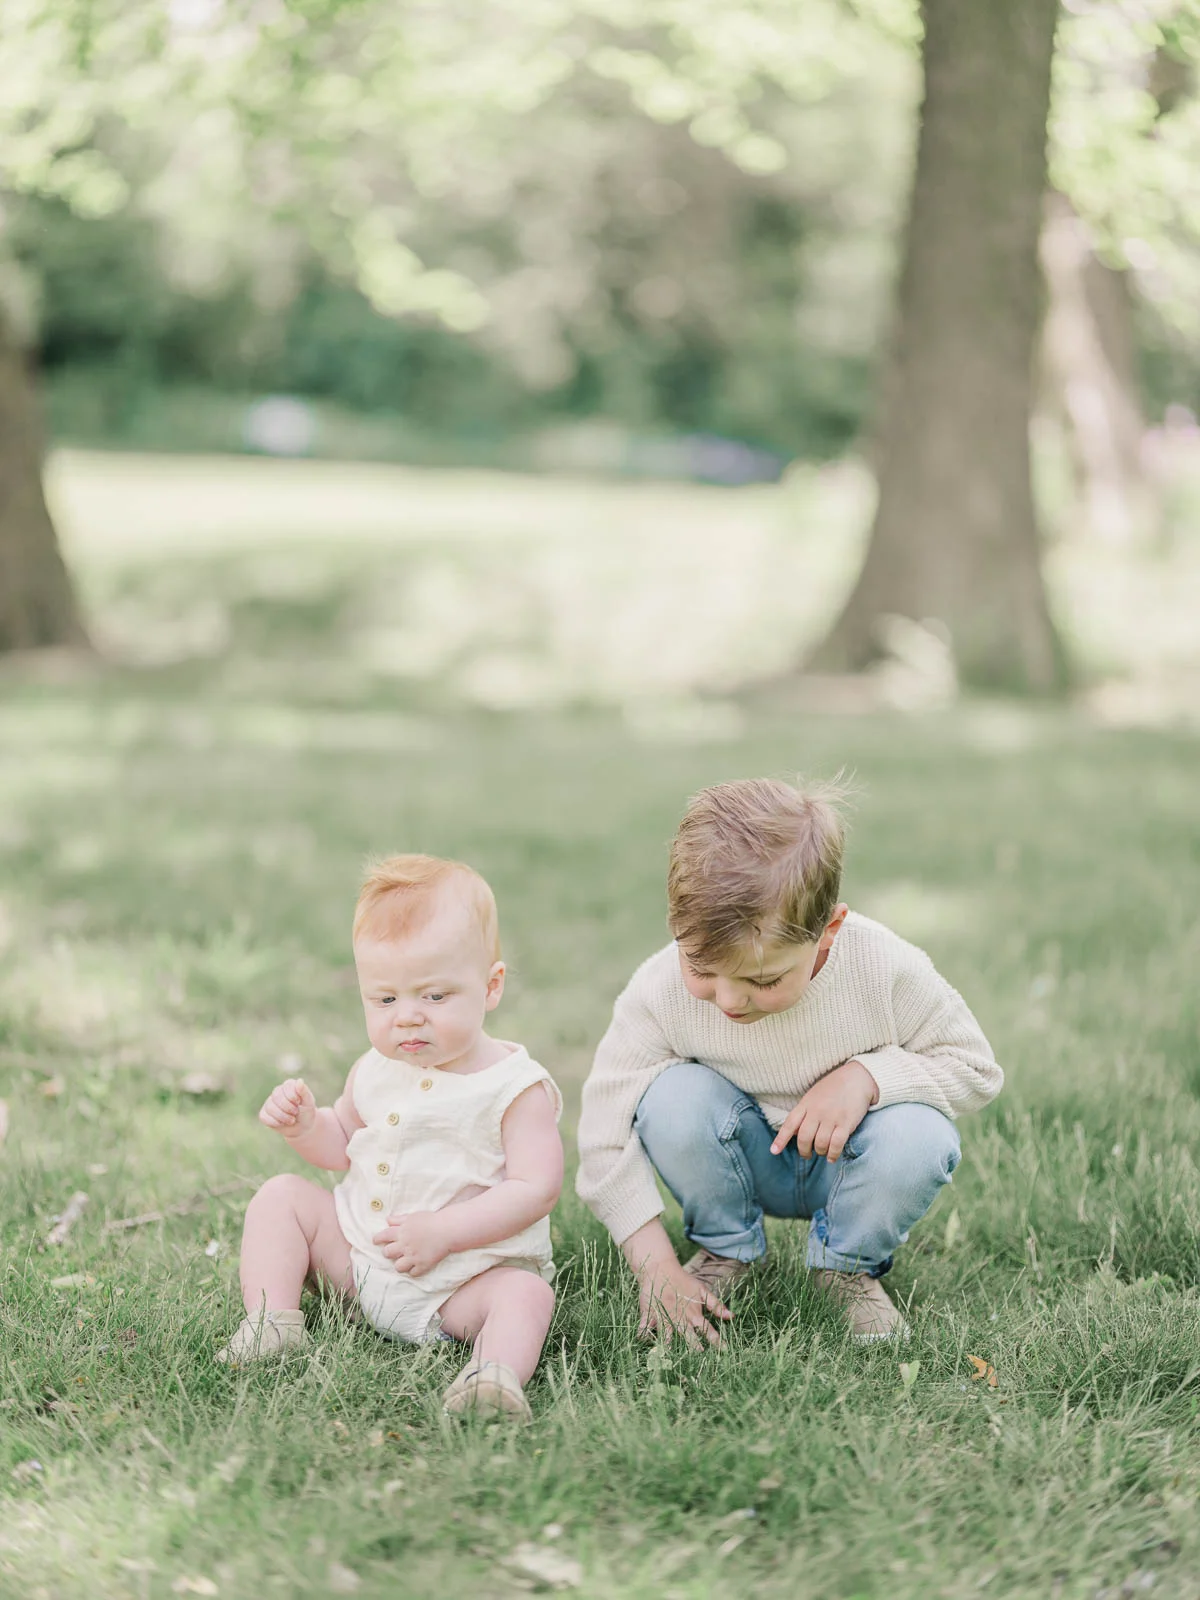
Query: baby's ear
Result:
<box><xmin>485</xmin><ymin>961</ymin><xmax>507</xmax><ymax>1009</ymax></box>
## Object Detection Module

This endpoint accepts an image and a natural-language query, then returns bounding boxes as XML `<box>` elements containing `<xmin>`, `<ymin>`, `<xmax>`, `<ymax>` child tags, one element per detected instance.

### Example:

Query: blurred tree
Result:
<box><xmin>4</xmin><ymin>0</ymin><xmax>1200</xmax><ymax>669</ymax></box>
<box><xmin>0</xmin><ymin>318</ymin><xmax>86</xmax><ymax>651</ymax></box>
<box><xmin>813</xmin><ymin>0</ymin><xmax>1065</xmax><ymax>691</ymax></box>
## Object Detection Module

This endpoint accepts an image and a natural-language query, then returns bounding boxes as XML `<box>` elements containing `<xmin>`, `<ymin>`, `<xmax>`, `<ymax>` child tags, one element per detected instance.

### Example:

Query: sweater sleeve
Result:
<box><xmin>575</xmin><ymin>969</ymin><xmax>684</xmax><ymax>1246</ymax></box>
<box><xmin>854</xmin><ymin>948</ymin><xmax>1002</xmax><ymax>1119</ymax></box>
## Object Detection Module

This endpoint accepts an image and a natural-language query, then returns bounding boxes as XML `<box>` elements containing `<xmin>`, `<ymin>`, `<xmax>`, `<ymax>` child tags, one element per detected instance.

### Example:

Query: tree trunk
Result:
<box><xmin>1039</xmin><ymin>190</ymin><xmax>1154</xmax><ymax>545</ymax></box>
<box><xmin>0</xmin><ymin>316</ymin><xmax>88</xmax><ymax>653</ymax></box>
<box><xmin>813</xmin><ymin>0</ymin><xmax>1065</xmax><ymax>692</ymax></box>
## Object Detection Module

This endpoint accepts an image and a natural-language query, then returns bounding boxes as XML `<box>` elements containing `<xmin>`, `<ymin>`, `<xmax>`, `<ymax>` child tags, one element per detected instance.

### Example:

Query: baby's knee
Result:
<box><xmin>248</xmin><ymin>1172</ymin><xmax>319</xmax><ymax>1218</ymax></box>
<box><xmin>490</xmin><ymin>1269</ymin><xmax>555</xmax><ymax>1326</ymax></box>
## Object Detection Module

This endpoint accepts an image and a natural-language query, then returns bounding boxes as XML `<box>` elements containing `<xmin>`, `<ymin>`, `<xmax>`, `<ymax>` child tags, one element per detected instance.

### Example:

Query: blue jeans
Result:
<box><xmin>633</xmin><ymin>1061</ymin><xmax>961</xmax><ymax>1276</ymax></box>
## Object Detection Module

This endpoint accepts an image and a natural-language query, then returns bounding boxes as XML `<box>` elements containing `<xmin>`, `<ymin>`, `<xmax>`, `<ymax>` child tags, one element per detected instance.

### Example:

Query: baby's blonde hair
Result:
<box><xmin>667</xmin><ymin>777</ymin><xmax>850</xmax><ymax>964</ymax></box>
<box><xmin>354</xmin><ymin>853</ymin><xmax>501</xmax><ymax>962</ymax></box>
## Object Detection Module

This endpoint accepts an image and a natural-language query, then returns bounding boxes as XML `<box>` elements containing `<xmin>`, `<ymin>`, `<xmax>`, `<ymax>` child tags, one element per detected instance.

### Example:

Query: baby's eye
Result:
<box><xmin>425</xmin><ymin>992</ymin><xmax>447</xmax><ymax>1003</ymax></box>
<box><xmin>379</xmin><ymin>996</ymin><xmax>396</xmax><ymax>1006</ymax></box>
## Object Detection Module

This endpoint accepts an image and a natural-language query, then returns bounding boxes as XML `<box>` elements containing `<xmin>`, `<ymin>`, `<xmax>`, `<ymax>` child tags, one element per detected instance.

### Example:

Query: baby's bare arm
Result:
<box><xmin>437</xmin><ymin>1083</ymin><xmax>562</xmax><ymax>1252</ymax></box>
<box><xmin>261</xmin><ymin>1056</ymin><xmax>367</xmax><ymax>1172</ymax></box>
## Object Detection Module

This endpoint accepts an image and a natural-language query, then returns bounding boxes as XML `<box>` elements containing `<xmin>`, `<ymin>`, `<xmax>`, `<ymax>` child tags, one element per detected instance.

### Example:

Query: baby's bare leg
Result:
<box><xmin>438</xmin><ymin>1266</ymin><xmax>555</xmax><ymax>1386</ymax></box>
<box><xmin>239</xmin><ymin>1174</ymin><xmax>353</xmax><ymax>1315</ymax></box>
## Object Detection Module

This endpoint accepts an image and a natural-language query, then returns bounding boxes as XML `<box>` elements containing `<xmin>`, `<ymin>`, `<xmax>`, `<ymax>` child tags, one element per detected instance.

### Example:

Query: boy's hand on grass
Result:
<box><xmin>259</xmin><ymin>1077</ymin><xmax>317</xmax><ymax>1137</ymax></box>
<box><xmin>374</xmin><ymin>1210</ymin><xmax>452</xmax><ymax>1278</ymax></box>
<box><xmin>636</xmin><ymin>1261</ymin><xmax>731</xmax><ymax>1350</ymax></box>
<box><xmin>770</xmin><ymin>1058</ymin><xmax>879</xmax><ymax>1164</ymax></box>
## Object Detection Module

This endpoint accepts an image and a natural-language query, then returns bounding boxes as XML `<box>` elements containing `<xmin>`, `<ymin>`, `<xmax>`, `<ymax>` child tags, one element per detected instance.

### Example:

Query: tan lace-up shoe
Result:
<box><xmin>682</xmin><ymin>1248</ymin><xmax>753</xmax><ymax>1296</ymax></box>
<box><xmin>811</xmin><ymin>1269</ymin><xmax>910</xmax><ymax>1343</ymax></box>
<box><xmin>215</xmin><ymin>1308</ymin><xmax>308</xmax><ymax>1365</ymax></box>
<box><xmin>442</xmin><ymin>1360</ymin><xmax>532</xmax><ymax>1422</ymax></box>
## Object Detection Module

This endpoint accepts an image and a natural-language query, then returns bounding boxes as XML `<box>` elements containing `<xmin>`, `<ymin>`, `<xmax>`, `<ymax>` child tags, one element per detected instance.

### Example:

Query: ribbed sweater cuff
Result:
<box><xmin>577</xmin><ymin>1171</ymin><xmax>665</xmax><ymax>1247</ymax></box>
<box><xmin>854</xmin><ymin>1046</ymin><xmax>950</xmax><ymax>1114</ymax></box>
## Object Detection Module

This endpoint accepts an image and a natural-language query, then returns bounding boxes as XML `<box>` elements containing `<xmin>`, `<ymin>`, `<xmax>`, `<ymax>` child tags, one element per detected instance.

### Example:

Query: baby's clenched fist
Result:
<box><xmin>259</xmin><ymin>1077</ymin><xmax>317</xmax><ymax>1136</ymax></box>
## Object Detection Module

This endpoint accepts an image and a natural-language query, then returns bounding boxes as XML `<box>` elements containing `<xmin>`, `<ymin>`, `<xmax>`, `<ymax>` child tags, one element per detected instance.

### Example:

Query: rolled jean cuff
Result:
<box><xmin>805</xmin><ymin>1209</ymin><xmax>893</xmax><ymax>1277</ymax></box>
<box><xmin>687</xmin><ymin>1216</ymin><xmax>768</xmax><ymax>1264</ymax></box>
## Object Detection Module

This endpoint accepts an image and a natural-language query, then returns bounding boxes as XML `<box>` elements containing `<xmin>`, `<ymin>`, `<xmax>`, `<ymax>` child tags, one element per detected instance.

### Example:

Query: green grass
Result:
<box><xmin>3</xmin><ymin>455</ymin><xmax>1200</xmax><ymax>1597</ymax></box>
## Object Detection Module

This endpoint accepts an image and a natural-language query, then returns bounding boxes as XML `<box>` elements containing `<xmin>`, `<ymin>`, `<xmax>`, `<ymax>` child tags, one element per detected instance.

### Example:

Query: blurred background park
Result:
<box><xmin>6</xmin><ymin>3</ymin><xmax>1200</xmax><ymax>1596</ymax></box>
<box><xmin>3</xmin><ymin>0</ymin><xmax>1200</xmax><ymax>710</ymax></box>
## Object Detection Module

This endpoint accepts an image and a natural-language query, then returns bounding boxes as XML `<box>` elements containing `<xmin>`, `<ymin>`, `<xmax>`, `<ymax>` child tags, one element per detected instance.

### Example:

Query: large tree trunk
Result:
<box><xmin>813</xmin><ymin>0</ymin><xmax>1065</xmax><ymax>692</ymax></box>
<box><xmin>0</xmin><ymin>316</ymin><xmax>88</xmax><ymax>653</ymax></box>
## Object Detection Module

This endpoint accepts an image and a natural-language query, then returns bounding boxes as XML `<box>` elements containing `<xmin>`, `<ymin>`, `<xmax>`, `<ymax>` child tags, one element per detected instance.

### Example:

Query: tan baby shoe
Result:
<box><xmin>683</xmin><ymin>1247</ymin><xmax>754</xmax><ymax>1296</ymax></box>
<box><xmin>215</xmin><ymin>1308</ymin><xmax>308</xmax><ymax>1365</ymax></box>
<box><xmin>442</xmin><ymin>1360</ymin><xmax>532</xmax><ymax>1422</ymax></box>
<box><xmin>811</xmin><ymin>1269</ymin><xmax>910</xmax><ymax>1344</ymax></box>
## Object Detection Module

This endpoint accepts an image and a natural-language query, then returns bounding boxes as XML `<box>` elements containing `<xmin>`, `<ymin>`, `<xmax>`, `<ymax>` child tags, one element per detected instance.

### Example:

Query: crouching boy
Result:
<box><xmin>576</xmin><ymin>778</ymin><xmax>1002</xmax><ymax>1346</ymax></box>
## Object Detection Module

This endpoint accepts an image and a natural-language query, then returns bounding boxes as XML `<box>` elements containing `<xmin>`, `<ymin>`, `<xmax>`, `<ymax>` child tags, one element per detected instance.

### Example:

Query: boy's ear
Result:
<box><xmin>819</xmin><ymin>903</ymin><xmax>849</xmax><ymax>952</ymax></box>
<box><xmin>485</xmin><ymin>961</ymin><xmax>506</xmax><ymax>1010</ymax></box>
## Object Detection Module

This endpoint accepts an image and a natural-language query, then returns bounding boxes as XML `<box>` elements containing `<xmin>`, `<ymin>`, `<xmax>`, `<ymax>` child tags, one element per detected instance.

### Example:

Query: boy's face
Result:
<box><xmin>677</xmin><ymin>904</ymin><xmax>848</xmax><ymax>1024</ymax></box>
<box><xmin>354</xmin><ymin>888</ymin><xmax>504</xmax><ymax>1072</ymax></box>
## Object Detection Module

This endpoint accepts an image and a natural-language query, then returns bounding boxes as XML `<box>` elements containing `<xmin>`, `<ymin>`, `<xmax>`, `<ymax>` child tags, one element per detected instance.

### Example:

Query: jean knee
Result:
<box><xmin>634</xmin><ymin>1060</ymin><xmax>737</xmax><ymax>1160</ymax></box>
<box><xmin>853</xmin><ymin>1103</ymin><xmax>960</xmax><ymax>1188</ymax></box>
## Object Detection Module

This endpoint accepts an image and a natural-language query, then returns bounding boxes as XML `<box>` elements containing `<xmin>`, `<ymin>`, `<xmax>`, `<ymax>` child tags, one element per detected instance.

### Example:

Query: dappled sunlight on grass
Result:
<box><xmin>49</xmin><ymin>449</ymin><xmax>872</xmax><ymax>709</ymax></box>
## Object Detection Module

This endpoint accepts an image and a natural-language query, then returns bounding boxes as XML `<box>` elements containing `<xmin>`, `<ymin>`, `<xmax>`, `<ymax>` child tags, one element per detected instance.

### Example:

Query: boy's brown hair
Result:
<box><xmin>354</xmin><ymin>853</ymin><xmax>500</xmax><ymax>961</ymax></box>
<box><xmin>667</xmin><ymin>777</ymin><xmax>849</xmax><ymax>964</ymax></box>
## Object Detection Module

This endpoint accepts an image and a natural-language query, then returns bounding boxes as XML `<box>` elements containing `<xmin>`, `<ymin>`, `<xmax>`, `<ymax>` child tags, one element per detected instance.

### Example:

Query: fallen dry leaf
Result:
<box><xmin>506</xmin><ymin>1542</ymin><xmax>583</xmax><ymax>1590</ymax></box>
<box><xmin>38</xmin><ymin>1077</ymin><xmax>65</xmax><ymax>1100</ymax></box>
<box><xmin>171</xmin><ymin>1579</ymin><xmax>218</xmax><ymax>1596</ymax></box>
<box><xmin>326</xmin><ymin>1563</ymin><xmax>361</xmax><ymax>1594</ymax></box>
<box><xmin>967</xmin><ymin>1354</ymin><xmax>1000</xmax><ymax>1388</ymax></box>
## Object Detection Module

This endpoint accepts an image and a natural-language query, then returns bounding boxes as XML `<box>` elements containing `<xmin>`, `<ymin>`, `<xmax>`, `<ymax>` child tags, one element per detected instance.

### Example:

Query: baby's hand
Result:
<box><xmin>259</xmin><ymin>1077</ymin><xmax>317</xmax><ymax>1137</ymax></box>
<box><xmin>373</xmin><ymin>1210</ymin><xmax>453</xmax><ymax>1278</ymax></box>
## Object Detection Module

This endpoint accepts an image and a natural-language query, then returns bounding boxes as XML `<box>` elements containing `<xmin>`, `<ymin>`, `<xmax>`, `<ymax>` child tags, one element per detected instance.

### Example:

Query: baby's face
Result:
<box><xmin>355</xmin><ymin>892</ymin><xmax>503</xmax><ymax>1073</ymax></box>
<box><xmin>677</xmin><ymin>905</ymin><xmax>847</xmax><ymax>1024</ymax></box>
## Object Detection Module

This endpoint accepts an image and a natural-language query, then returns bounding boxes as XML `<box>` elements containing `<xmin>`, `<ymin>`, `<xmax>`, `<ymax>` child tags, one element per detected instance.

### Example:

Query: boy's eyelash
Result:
<box><xmin>752</xmin><ymin>975</ymin><xmax>785</xmax><ymax>989</ymax></box>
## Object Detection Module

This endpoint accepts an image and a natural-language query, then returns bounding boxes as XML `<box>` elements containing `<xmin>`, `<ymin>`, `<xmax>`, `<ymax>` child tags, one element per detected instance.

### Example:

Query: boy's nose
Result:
<box><xmin>713</xmin><ymin>979</ymin><xmax>749</xmax><ymax>1013</ymax></box>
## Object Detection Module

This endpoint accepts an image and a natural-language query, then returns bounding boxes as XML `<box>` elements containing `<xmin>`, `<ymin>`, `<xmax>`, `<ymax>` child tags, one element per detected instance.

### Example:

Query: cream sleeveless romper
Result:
<box><xmin>333</xmin><ymin>1042</ymin><xmax>562</xmax><ymax>1343</ymax></box>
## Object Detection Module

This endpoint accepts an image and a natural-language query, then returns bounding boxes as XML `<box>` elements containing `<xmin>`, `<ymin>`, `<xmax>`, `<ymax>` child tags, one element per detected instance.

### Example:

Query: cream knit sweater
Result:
<box><xmin>576</xmin><ymin>912</ymin><xmax>1001</xmax><ymax>1245</ymax></box>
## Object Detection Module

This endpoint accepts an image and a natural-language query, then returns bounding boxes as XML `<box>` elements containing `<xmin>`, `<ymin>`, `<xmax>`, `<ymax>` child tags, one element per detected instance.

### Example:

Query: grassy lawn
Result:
<box><xmin>3</xmin><ymin>454</ymin><xmax>1200</xmax><ymax>1598</ymax></box>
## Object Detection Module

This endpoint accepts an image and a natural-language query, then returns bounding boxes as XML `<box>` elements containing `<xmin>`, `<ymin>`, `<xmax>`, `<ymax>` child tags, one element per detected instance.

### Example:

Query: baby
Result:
<box><xmin>217</xmin><ymin>854</ymin><xmax>563</xmax><ymax>1421</ymax></box>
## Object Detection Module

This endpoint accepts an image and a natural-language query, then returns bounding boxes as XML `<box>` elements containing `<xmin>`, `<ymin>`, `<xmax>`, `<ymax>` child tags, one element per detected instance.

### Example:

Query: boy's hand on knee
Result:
<box><xmin>770</xmin><ymin>1059</ymin><xmax>878</xmax><ymax>1163</ymax></box>
<box><xmin>636</xmin><ymin>1261</ymin><xmax>731</xmax><ymax>1350</ymax></box>
<box><xmin>259</xmin><ymin>1078</ymin><xmax>317</xmax><ymax>1136</ymax></box>
<box><xmin>373</xmin><ymin>1210</ymin><xmax>452</xmax><ymax>1278</ymax></box>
